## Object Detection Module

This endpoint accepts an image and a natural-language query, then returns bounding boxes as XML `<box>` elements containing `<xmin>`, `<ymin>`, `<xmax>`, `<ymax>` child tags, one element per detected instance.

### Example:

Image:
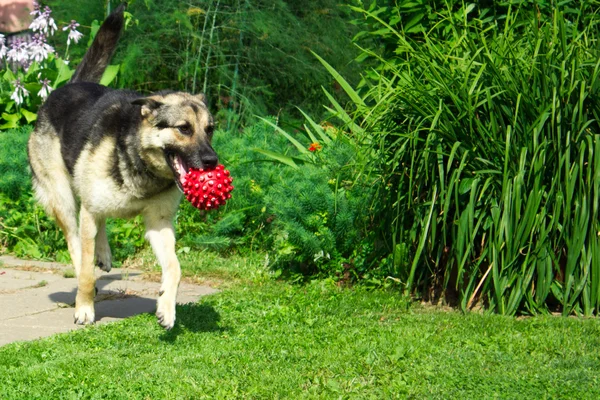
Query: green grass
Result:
<box><xmin>0</xmin><ymin>268</ymin><xmax>599</xmax><ymax>398</ymax></box>
<box><xmin>126</xmin><ymin>247</ymin><xmax>272</xmax><ymax>286</ymax></box>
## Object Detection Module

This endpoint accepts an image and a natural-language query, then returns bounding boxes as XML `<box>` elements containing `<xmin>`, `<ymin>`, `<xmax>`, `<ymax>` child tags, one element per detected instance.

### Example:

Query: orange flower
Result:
<box><xmin>308</xmin><ymin>142</ymin><xmax>322</xmax><ymax>152</ymax></box>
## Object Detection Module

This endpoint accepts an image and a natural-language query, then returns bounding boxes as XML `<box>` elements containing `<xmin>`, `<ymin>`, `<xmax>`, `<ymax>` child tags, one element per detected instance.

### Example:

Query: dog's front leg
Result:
<box><xmin>144</xmin><ymin>213</ymin><xmax>180</xmax><ymax>329</ymax></box>
<box><xmin>74</xmin><ymin>206</ymin><xmax>97</xmax><ymax>324</ymax></box>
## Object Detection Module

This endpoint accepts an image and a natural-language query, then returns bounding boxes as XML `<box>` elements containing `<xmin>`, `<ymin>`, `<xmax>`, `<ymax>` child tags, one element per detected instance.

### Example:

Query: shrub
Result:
<box><xmin>343</xmin><ymin>1</ymin><xmax>600</xmax><ymax>314</ymax></box>
<box><xmin>0</xmin><ymin>127</ymin><xmax>31</xmax><ymax>201</ymax></box>
<box><xmin>0</xmin><ymin>127</ymin><xmax>68</xmax><ymax>259</ymax></box>
<box><xmin>264</xmin><ymin>139</ymin><xmax>375</xmax><ymax>277</ymax></box>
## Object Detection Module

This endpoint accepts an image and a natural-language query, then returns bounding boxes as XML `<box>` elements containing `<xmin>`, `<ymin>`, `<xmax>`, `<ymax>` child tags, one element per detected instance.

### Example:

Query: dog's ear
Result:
<box><xmin>195</xmin><ymin>93</ymin><xmax>207</xmax><ymax>105</ymax></box>
<box><xmin>132</xmin><ymin>98</ymin><xmax>162</xmax><ymax>118</ymax></box>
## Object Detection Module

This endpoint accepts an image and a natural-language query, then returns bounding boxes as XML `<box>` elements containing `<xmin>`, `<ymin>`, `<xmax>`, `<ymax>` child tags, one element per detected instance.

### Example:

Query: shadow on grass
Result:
<box><xmin>160</xmin><ymin>302</ymin><xmax>227</xmax><ymax>343</ymax></box>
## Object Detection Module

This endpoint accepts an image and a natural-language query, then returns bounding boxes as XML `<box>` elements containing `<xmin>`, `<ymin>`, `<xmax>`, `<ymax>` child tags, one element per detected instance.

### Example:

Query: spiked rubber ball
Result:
<box><xmin>183</xmin><ymin>164</ymin><xmax>234</xmax><ymax>210</ymax></box>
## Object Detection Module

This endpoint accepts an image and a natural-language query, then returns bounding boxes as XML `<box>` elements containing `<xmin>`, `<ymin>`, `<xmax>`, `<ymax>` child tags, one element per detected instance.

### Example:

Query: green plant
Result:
<box><xmin>337</xmin><ymin>1</ymin><xmax>600</xmax><ymax>314</ymax></box>
<box><xmin>33</xmin><ymin>280</ymin><xmax>48</xmax><ymax>288</ymax></box>
<box><xmin>262</xmin><ymin>138</ymin><xmax>374</xmax><ymax>278</ymax></box>
<box><xmin>62</xmin><ymin>269</ymin><xmax>75</xmax><ymax>278</ymax></box>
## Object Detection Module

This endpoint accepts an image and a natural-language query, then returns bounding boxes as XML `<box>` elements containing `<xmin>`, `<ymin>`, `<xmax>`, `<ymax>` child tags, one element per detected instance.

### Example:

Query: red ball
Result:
<box><xmin>182</xmin><ymin>164</ymin><xmax>234</xmax><ymax>210</ymax></box>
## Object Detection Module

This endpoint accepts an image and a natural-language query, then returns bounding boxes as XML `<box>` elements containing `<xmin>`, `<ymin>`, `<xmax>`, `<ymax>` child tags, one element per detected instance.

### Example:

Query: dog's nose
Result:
<box><xmin>202</xmin><ymin>153</ymin><xmax>219</xmax><ymax>168</ymax></box>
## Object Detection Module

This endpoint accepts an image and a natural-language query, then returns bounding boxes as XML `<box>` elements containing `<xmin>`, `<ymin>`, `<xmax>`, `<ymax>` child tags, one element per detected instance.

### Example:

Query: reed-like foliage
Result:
<box><xmin>343</xmin><ymin>2</ymin><xmax>600</xmax><ymax>314</ymax></box>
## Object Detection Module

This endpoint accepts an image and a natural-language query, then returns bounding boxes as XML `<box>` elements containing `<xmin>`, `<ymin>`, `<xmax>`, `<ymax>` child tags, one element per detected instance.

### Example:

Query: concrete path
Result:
<box><xmin>0</xmin><ymin>255</ymin><xmax>218</xmax><ymax>346</ymax></box>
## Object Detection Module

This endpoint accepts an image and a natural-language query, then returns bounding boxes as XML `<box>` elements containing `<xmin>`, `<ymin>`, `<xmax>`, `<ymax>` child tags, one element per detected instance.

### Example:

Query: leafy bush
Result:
<box><xmin>340</xmin><ymin>1</ymin><xmax>600</xmax><ymax>314</ymax></box>
<box><xmin>0</xmin><ymin>127</ymin><xmax>31</xmax><ymax>200</ymax></box>
<box><xmin>265</xmin><ymin>139</ymin><xmax>374</xmax><ymax>277</ymax></box>
<box><xmin>0</xmin><ymin>127</ymin><xmax>68</xmax><ymax>259</ymax></box>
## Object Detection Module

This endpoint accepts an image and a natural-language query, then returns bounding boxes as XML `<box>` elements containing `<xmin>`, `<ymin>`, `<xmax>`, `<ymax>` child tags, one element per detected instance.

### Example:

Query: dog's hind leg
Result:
<box><xmin>28</xmin><ymin>133</ymin><xmax>82</xmax><ymax>276</ymax></box>
<box><xmin>95</xmin><ymin>219</ymin><xmax>112</xmax><ymax>272</ymax></box>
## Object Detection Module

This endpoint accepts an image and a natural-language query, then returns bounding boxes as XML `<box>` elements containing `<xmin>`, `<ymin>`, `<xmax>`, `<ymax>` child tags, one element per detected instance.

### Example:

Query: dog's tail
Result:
<box><xmin>70</xmin><ymin>3</ymin><xmax>127</xmax><ymax>84</ymax></box>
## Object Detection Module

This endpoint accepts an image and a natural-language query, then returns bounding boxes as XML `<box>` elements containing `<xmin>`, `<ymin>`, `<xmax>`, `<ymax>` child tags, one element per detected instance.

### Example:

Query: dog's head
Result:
<box><xmin>132</xmin><ymin>92</ymin><xmax>217</xmax><ymax>190</ymax></box>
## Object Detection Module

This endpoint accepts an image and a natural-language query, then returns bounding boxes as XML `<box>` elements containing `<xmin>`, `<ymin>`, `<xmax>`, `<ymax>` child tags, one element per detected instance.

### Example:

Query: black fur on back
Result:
<box><xmin>70</xmin><ymin>3</ymin><xmax>127</xmax><ymax>83</ymax></box>
<box><xmin>42</xmin><ymin>83</ymin><xmax>139</xmax><ymax>175</ymax></box>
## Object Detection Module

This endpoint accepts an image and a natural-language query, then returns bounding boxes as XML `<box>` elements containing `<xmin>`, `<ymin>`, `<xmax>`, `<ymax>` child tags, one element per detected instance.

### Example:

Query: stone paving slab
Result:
<box><xmin>0</xmin><ymin>268</ymin><xmax>64</xmax><ymax>292</ymax></box>
<box><xmin>0</xmin><ymin>255</ymin><xmax>218</xmax><ymax>346</ymax></box>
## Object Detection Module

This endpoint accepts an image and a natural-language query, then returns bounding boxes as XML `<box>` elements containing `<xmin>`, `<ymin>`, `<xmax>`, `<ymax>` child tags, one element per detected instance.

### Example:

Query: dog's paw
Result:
<box><xmin>74</xmin><ymin>304</ymin><xmax>95</xmax><ymax>325</ymax></box>
<box><xmin>95</xmin><ymin>243</ymin><xmax>112</xmax><ymax>273</ymax></box>
<box><xmin>96</xmin><ymin>260</ymin><xmax>112</xmax><ymax>273</ymax></box>
<box><xmin>156</xmin><ymin>294</ymin><xmax>176</xmax><ymax>330</ymax></box>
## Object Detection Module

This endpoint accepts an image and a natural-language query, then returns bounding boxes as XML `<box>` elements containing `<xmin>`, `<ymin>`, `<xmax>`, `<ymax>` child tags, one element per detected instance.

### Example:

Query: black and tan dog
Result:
<box><xmin>27</xmin><ymin>4</ymin><xmax>218</xmax><ymax>329</ymax></box>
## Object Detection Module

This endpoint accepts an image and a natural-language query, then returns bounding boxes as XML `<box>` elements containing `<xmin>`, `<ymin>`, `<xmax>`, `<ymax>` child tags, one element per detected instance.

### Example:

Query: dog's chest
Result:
<box><xmin>73</xmin><ymin>138</ymin><xmax>177</xmax><ymax>218</ymax></box>
<box><xmin>83</xmin><ymin>180</ymin><xmax>145</xmax><ymax>217</ymax></box>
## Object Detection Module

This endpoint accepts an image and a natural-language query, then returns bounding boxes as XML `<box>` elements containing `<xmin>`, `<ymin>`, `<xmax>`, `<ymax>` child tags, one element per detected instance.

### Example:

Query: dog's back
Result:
<box><xmin>29</xmin><ymin>5</ymin><xmax>126</xmax><ymax>180</ymax></box>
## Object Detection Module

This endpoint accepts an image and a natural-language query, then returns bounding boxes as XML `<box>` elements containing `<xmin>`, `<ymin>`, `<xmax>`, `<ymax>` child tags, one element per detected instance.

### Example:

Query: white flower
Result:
<box><xmin>29</xmin><ymin>15</ymin><xmax>45</xmax><ymax>32</ymax></box>
<box><xmin>38</xmin><ymin>78</ymin><xmax>52</xmax><ymax>100</ymax></box>
<box><xmin>6</xmin><ymin>38</ymin><xmax>29</xmax><ymax>64</ymax></box>
<box><xmin>0</xmin><ymin>34</ymin><xmax>6</xmax><ymax>59</ymax></box>
<box><xmin>28</xmin><ymin>33</ymin><xmax>54</xmax><ymax>63</ymax></box>
<box><xmin>63</xmin><ymin>20</ymin><xmax>83</xmax><ymax>45</ymax></box>
<box><xmin>10</xmin><ymin>80</ymin><xmax>29</xmax><ymax>105</ymax></box>
<box><xmin>67</xmin><ymin>29</ymin><xmax>83</xmax><ymax>45</ymax></box>
<box><xmin>29</xmin><ymin>6</ymin><xmax>57</xmax><ymax>36</ymax></box>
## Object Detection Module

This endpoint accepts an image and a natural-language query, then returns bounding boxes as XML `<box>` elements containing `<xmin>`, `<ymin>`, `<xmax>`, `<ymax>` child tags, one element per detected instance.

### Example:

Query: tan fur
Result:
<box><xmin>28</xmin><ymin>121</ymin><xmax>82</xmax><ymax>275</ymax></box>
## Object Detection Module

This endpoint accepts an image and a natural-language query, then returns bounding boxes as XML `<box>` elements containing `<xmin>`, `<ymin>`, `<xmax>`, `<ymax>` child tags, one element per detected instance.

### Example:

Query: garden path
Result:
<box><xmin>0</xmin><ymin>255</ymin><xmax>217</xmax><ymax>346</ymax></box>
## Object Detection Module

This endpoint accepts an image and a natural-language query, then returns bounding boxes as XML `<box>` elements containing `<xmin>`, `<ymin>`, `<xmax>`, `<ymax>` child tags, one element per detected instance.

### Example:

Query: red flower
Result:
<box><xmin>308</xmin><ymin>142</ymin><xmax>322</xmax><ymax>152</ymax></box>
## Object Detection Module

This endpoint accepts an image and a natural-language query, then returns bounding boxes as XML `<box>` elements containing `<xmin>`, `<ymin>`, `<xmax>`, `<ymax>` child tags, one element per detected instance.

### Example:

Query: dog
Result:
<box><xmin>27</xmin><ymin>3</ymin><xmax>218</xmax><ymax>329</ymax></box>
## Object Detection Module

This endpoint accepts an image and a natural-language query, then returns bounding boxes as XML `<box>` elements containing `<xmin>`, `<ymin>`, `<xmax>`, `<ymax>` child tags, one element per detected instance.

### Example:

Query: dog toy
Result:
<box><xmin>183</xmin><ymin>164</ymin><xmax>234</xmax><ymax>210</ymax></box>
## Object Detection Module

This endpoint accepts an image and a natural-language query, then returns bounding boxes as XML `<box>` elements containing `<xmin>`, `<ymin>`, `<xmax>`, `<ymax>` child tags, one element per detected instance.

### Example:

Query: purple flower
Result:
<box><xmin>6</xmin><ymin>38</ymin><xmax>29</xmax><ymax>65</ymax></box>
<box><xmin>28</xmin><ymin>33</ymin><xmax>54</xmax><ymax>63</ymax></box>
<box><xmin>0</xmin><ymin>34</ymin><xmax>6</xmax><ymax>59</ymax></box>
<box><xmin>63</xmin><ymin>20</ymin><xmax>83</xmax><ymax>45</ymax></box>
<box><xmin>29</xmin><ymin>1</ymin><xmax>41</xmax><ymax>17</ymax></box>
<box><xmin>29</xmin><ymin>6</ymin><xmax>57</xmax><ymax>36</ymax></box>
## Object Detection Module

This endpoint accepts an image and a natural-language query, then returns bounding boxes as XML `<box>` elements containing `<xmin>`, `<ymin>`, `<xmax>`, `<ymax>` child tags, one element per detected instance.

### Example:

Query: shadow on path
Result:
<box><xmin>48</xmin><ymin>278</ymin><xmax>157</xmax><ymax>321</ymax></box>
<box><xmin>47</xmin><ymin>281</ymin><xmax>224</xmax><ymax>338</ymax></box>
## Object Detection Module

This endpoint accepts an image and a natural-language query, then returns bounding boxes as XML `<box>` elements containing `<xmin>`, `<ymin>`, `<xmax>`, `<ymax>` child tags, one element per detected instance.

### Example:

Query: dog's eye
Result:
<box><xmin>177</xmin><ymin>124</ymin><xmax>192</xmax><ymax>136</ymax></box>
<box><xmin>206</xmin><ymin>125</ymin><xmax>214</xmax><ymax>137</ymax></box>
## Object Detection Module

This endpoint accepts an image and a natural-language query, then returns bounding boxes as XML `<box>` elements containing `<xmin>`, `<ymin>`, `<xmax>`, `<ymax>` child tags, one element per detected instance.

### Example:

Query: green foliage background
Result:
<box><xmin>52</xmin><ymin>0</ymin><xmax>362</xmax><ymax>125</ymax></box>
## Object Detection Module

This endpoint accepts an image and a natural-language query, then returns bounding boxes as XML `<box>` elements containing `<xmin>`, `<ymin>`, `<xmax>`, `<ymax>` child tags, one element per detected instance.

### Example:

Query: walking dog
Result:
<box><xmin>27</xmin><ymin>4</ymin><xmax>218</xmax><ymax>329</ymax></box>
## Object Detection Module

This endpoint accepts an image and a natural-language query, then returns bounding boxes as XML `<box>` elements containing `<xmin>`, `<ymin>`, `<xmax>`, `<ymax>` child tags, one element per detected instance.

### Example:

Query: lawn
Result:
<box><xmin>0</xmin><ymin>253</ymin><xmax>599</xmax><ymax>399</ymax></box>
